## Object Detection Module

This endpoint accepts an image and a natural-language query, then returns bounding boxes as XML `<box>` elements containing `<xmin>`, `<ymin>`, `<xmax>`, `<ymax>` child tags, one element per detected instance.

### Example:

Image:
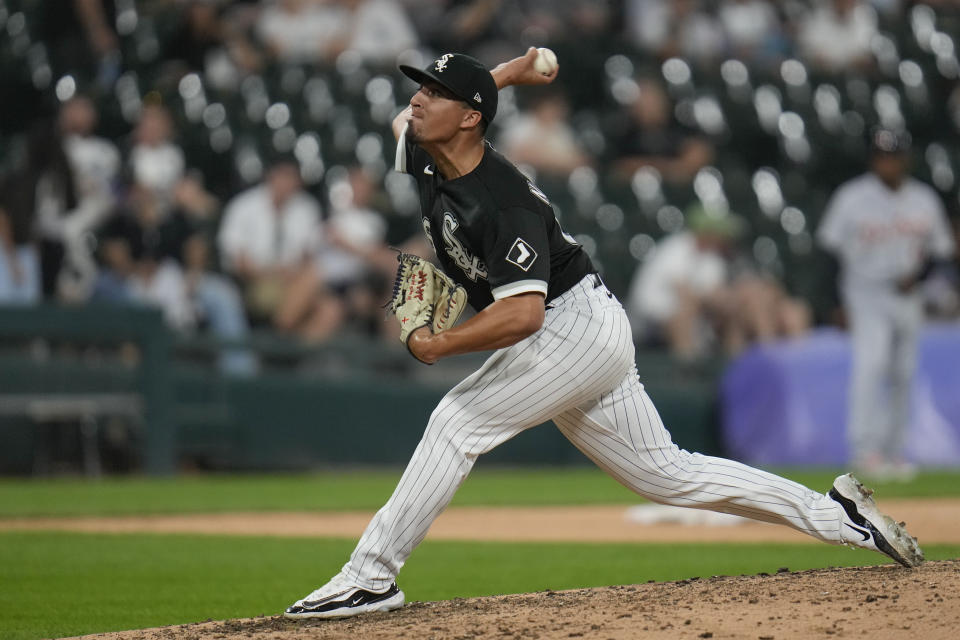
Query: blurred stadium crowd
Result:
<box><xmin>1</xmin><ymin>0</ymin><xmax>959</xmax><ymax>372</ymax></box>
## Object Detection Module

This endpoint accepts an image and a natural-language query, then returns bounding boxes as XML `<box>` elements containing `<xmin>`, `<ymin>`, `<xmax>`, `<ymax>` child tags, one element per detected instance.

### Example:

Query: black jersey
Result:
<box><xmin>397</xmin><ymin>129</ymin><xmax>595</xmax><ymax>311</ymax></box>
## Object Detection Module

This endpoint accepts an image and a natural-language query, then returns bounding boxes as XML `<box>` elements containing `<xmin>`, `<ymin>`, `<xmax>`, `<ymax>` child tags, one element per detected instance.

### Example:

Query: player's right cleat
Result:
<box><xmin>284</xmin><ymin>575</ymin><xmax>405</xmax><ymax>619</ymax></box>
<box><xmin>829</xmin><ymin>473</ymin><xmax>924</xmax><ymax>568</ymax></box>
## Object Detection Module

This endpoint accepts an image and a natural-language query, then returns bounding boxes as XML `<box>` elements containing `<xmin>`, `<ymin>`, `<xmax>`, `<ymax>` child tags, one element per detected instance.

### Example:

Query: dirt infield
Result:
<box><xmin>65</xmin><ymin>560</ymin><xmax>959</xmax><ymax>640</ymax></box>
<box><xmin>4</xmin><ymin>498</ymin><xmax>959</xmax><ymax>544</ymax></box>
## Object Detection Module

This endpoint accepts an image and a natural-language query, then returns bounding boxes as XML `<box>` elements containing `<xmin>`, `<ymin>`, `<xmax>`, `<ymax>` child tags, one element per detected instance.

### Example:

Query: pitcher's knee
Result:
<box><xmin>634</xmin><ymin>447</ymin><xmax>714</xmax><ymax>501</ymax></box>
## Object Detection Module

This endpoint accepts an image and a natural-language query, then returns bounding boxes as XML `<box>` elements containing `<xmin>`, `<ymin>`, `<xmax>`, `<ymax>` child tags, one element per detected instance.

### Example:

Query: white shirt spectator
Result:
<box><xmin>628</xmin><ymin>231</ymin><xmax>728</xmax><ymax>325</ymax></box>
<box><xmin>63</xmin><ymin>134</ymin><xmax>121</xmax><ymax>200</ymax></box>
<box><xmin>36</xmin><ymin>134</ymin><xmax>120</xmax><ymax>243</ymax></box>
<box><xmin>130</xmin><ymin>143</ymin><xmax>185</xmax><ymax>204</ymax></box>
<box><xmin>798</xmin><ymin>0</ymin><xmax>878</xmax><ymax>72</ymax></box>
<box><xmin>217</xmin><ymin>184</ymin><xmax>322</xmax><ymax>272</ymax></box>
<box><xmin>38</xmin><ymin>133</ymin><xmax>120</xmax><ymax>301</ymax></box>
<box><xmin>348</xmin><ymin>0</ymin><xmax>419</xmax><ymax>65</ymax></box>
<box><xmin>625</xmin><ymin>0</ymin><xmax>724</xmax><ymax>66</ymax></box>
<box><xmin>719</xmin><ymin>0</ymin><xmax>780</xmax><ymax>53</ymax></box>
<box><xmin>319</xmin><ymin>206</ymin><xmax>387</xmax><ymax>285</ymax></box>
<box><xmin>256</xmin><ymin>0</ymin><xmax>351</xmax><ymax>63</ymax></box>
<box><xmin>496</xmin><ymin>110</ymin><xmax>588</xmax><ymax>177</ymax></box>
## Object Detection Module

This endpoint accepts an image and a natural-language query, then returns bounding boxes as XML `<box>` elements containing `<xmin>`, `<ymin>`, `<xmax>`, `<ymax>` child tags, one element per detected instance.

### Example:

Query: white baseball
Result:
<box><xmin>533</xmin><ymin>47</ymin><xmax>558</xmax><ymax>75</ymax></box>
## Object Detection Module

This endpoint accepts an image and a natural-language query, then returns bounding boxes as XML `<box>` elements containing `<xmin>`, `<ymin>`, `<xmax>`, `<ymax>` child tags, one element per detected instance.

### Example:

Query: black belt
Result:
<box><xmin>545</xmin><ymin>273</ymin><xmax>605</xmax><ymax>310</ymax></box>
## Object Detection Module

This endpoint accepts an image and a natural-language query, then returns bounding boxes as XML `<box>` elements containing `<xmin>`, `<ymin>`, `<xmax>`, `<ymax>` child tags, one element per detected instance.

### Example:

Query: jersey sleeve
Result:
<box><xmin>480</xmin><ymin>207</ymin><xmax>550</xmax><ymax>300</ymax></box>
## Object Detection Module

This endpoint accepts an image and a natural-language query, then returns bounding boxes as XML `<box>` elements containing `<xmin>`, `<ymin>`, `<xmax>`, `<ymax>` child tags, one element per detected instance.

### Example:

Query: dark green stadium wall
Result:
<box><xmin>176</xmin><ymin>372</ymin><xmax>720</xmax><ymax>471</ymax></box>
<box><xmin>0</xmin><ymin>306</ymin><xmax>720</xmax><ymax>474</ymax></box>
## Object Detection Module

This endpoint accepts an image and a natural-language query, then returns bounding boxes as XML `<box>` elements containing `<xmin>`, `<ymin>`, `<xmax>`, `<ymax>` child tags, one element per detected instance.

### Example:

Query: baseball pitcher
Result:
<box><xmin>284</xmin><ymin>49</ymin><xmax>924</xmax><ymax>620</ymax></box>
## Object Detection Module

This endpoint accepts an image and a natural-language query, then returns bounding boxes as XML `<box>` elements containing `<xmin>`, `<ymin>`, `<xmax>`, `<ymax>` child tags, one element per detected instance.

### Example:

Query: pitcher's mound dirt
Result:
<box><xmin>68</xmin><ymin>560</ymin><xmax>958</xmax><ymax>640</ymax></box>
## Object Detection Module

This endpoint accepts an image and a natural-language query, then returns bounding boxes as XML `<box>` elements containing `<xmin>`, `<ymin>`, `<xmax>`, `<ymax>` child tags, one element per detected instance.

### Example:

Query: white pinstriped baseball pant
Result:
<box><xmin>342</xmin><ymin>275</ymin><xmax>847</xmax><ymax>590</ymax></box>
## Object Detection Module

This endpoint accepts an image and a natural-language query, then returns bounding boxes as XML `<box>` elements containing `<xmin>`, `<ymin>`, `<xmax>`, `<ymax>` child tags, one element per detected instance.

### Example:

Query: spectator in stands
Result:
<box><xmin>0</xmin><ymin>175</ymin><xmax>41</xmax><ymax>304</ymax></box>
<box><xmin>163</xmin><ymin>0</ymin><xmax>224</xmax><ymax>72</ymax></box>
<box><xmin>217</xmin><ymin>156</ymin><xmax>343</xmax><ymax>342</ymax></box>
<box><xmin>496</xmin><ymin>87</ymin><xmax>592</xmax><ymax>180</ymax></box>
<box><xmin>127</xmin><ymin>242</ymin><xmax>196</xmax><ymax>331</ymax></box>
<box><xmin>627</xmin><ymin>206</ymin><xmax>809</xmax><ymax>359</ymax></box>
<box><xmin>40</xmin><ymin>0</ymin><xmax>121</xmax><ymax>89</ymax></box>
<box><xmin>405</xmin><ymin>0</ymin><xmax>510</xmax><ymax>61</ymax></box>
<box><xmin>174</xmin><ymin>173</ymin><xmax>259</xmax><ymax>376</ymax></box>
<box><xmin>256</xmin><ymin>0</ymin><xmax>353</xmax><ymax>64</ymax></box>
<box><xmin>724</xmin><ymin>268</ymin><xmax>812</xmax><ymax>355</ymax></box>
<box><xmin>624</xmin><ymin>0</ymin><xmax>725</xmax><ymax>69</ymax></box>
<box><xmin>609</xmin><ymin>77</ymin><xmax>714</xmax><ymax>186</ymax></box>
<box><xmin>319</xmin><ymin>166</ymin><xmax>395</xmax><ymax>336</ymax></box>
<box><xmin>718</xmin><ymin>0</ymin><xmax>789</xmax><ymax>69</ymax></box>
<box><xmin>257</xmin><ymin>0</ymin><xmax>417</xmax><ymax>67</ymax></box>
<box><xmin>128</xmin><ymin>103</ymin><xmax>186</xmax><ymax>208</ymax></box>
<box><xmin>93</xmin><ymin>186</ymin><xmax>194</xmax><ymax>328</ymax></box>
<box><xmin>627</xmin><ymin>207</ymin><xmax>740</xmax><ymax>359</ymax></box>
<box><xmin>817</xmin><ymin>128</ymin><xmax>955</xmax><ymax>479</ymax></box>
<box><xmin>34</xmin><ymin>95</ymin><xmax>120</xmax><ymax>302</ymax></box>
<box><xmin>182</xmin><ymin>231</ymin><xmax>260</xmax><ymax>376</ymax></box>
<box><xmin>343</xmin><ymin>0</ymin><xmax>419</xmax><ymax>66</ymax></box>
<box><xmin>91</xmin><ymin>173</ymin><xmax>216</xmax><ymax>298</ymax></box>
<box><xmin>798</xmin><ymin>0</ymin><xmax>878</xmax><ymax>73</ymax></box>
<box><xmin>95</xmin><ymin>182</ymin><xmax>258</xmax><ymax>375</ymax></box>
<box><xmin>162</xmin><ymin>0</ymin><xmax>264</xmax><ymax>90</ymax></box>
<box><xmin>171</xmin><ymin>172</ymin><xmax>220</xmax><ymax>227</ymax></box>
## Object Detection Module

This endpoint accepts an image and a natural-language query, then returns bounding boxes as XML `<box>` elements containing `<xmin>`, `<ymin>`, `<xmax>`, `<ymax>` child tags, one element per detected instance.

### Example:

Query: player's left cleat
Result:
<box><xmin>829</xmin><ymin>473</ymin><xmax>924</xmax><ymax>568</ymax></box>
<box><xmin>284</xmin><ymin>574</ymin><xmax>405</xmax><ymax>619</ymax></box>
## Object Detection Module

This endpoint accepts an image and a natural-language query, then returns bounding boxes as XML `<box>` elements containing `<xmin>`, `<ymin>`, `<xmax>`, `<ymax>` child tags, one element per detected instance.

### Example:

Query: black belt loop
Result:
<box><xmin>593</xmin><ymin>272</ymin><xmax>613</xmax><ymax>298</ymax></box>
<box><xmin>546</xmin><ymin>273</ymin><xmax>602</xmax><ymax>310</ymax></box>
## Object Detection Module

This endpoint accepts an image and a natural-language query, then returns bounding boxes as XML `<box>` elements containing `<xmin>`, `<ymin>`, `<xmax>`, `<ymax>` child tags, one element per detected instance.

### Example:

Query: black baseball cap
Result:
<box><xmin>870</xmin><ymin>127</ymin><xmax>912</xmax><ymax>154</ymax></box>
<box><xmin>399</xmin><ymin>53</ymin><xmax>498</xmax><ymax>125</ymax></box>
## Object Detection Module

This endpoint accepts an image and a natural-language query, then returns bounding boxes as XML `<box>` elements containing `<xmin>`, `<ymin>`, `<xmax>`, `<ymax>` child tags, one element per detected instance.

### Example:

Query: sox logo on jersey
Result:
<box><xmin>440</xmin><ymin>213</ymin><xmax>488</xmax><ymax>281</ymax></box>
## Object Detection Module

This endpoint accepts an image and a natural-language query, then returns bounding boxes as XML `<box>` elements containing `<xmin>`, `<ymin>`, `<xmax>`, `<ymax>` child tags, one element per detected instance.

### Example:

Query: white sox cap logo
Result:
<box><xmin>435</xmin><ymin>54</ymin><xmax>453</xmax><ymax>73</ymax></box>
<box><xmin>506</xmin><ymin>238</ymin><xmax>537</xmax><ymax>271</ymax></box>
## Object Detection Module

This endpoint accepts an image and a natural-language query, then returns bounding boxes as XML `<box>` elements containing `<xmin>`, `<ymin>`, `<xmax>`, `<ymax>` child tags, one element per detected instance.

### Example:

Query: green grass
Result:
<box><xmin>1</xmin><ymin>467</ymin><xmax>958</xmax><ymax>518</ymax></box>
<box><xmin>2</xmin><ymin>468</ymin><xmax>957</xmax><ymax>639</ymax></box>
<box><xmin>1</xmin><ymin>530</ymin><xmax>957</xmax><ymax>640</ymax></box>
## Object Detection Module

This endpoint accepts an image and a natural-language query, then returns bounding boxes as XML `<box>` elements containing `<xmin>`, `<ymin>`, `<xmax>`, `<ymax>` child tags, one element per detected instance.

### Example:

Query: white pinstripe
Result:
<box><xmin>340</xmin><ymin>276</ymin><xmax>846</xmax><ymax>590</ymax></box>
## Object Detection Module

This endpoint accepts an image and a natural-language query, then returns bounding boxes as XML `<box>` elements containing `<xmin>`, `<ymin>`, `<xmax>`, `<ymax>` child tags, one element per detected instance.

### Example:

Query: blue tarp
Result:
<box><xmin>721</xmin><ymin>324</ymin><xmax>960</xmax><ymax>466</ymax></box>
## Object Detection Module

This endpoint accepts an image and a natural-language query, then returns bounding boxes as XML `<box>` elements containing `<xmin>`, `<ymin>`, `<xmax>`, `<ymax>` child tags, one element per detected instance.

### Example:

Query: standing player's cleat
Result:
<box><xmin>284</xmin><ymin>575</ymin><xmax>405</xmax><ymax>619</ymax></box>
<box><xmin>829</xmin><ymin>473</ymin><xmax>924</xmax><ymax>568</ymax></box>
